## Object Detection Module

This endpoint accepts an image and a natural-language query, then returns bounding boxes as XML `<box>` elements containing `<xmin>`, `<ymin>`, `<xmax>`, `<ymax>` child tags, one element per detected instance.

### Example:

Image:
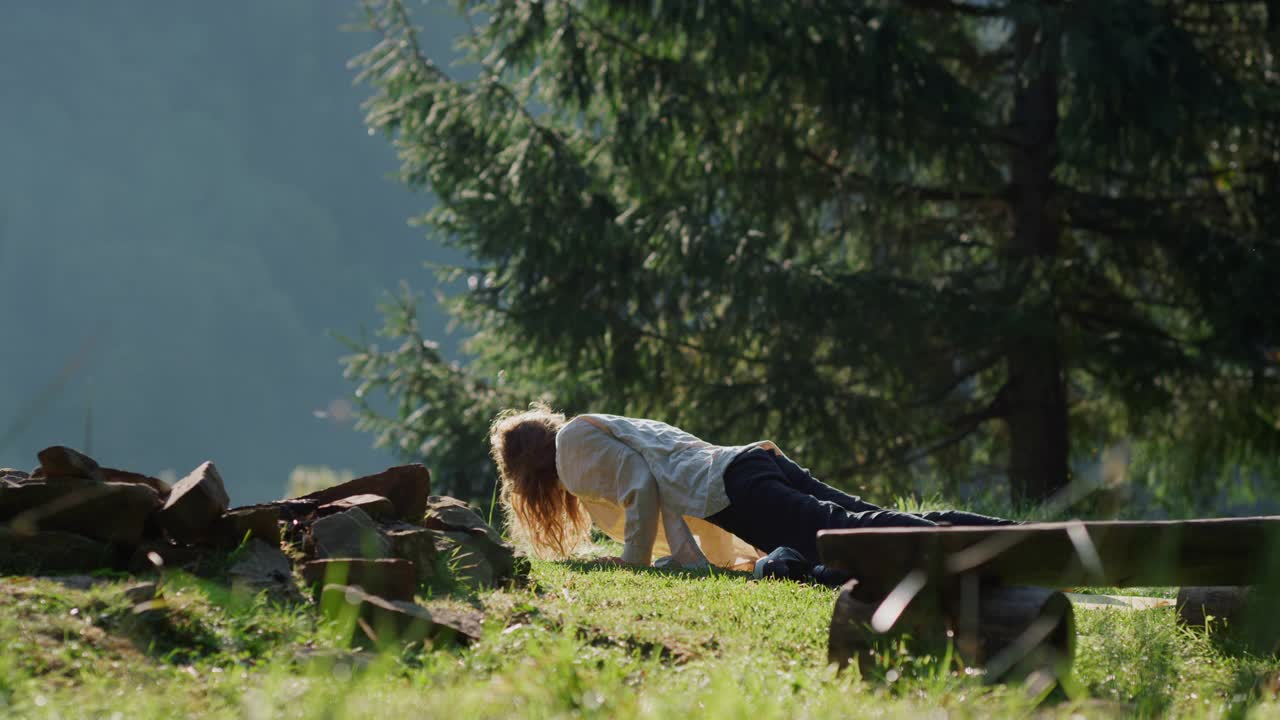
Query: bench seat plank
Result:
<box><xmin>817</xmin><ymin>516</ymin><xmax>1280</xmax><ymax>594</ymax></box>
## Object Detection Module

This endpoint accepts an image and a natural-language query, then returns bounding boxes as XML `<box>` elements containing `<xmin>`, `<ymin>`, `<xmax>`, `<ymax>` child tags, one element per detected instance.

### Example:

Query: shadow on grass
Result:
<box><xmin>557</xmin><ymin>558</ymin><xmax>753</xmax><ymax>582</ymax></box>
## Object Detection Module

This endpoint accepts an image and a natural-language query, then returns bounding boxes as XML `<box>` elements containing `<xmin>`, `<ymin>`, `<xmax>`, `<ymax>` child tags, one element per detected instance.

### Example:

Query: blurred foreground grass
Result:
<box><xmin>3</xmin><ymin>556</ymin><xmax>1280</xmax><ymax>719</ymax></box>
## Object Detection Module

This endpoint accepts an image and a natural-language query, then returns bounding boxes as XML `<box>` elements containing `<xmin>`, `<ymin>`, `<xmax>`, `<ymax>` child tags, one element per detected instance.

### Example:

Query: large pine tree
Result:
<box><xmin>346</xmin><ymin>0</ymin><xmax>1280</xmax><ymax>505</ymax></box>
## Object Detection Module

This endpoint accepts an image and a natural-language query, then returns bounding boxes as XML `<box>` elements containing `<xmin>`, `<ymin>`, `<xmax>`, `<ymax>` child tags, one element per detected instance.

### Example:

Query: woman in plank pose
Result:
<box><xmin>490</xmin><ymin>404</ymin><xmax>1015</xmax><ymax>572</ymax></box>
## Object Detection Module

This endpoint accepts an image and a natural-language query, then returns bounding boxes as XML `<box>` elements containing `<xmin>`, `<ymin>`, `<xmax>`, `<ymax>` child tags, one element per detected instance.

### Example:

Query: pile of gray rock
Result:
<box><xmin>1</xmin><ymin>445</ymin><xmax>522</xmax><ymax>648</ymax></box>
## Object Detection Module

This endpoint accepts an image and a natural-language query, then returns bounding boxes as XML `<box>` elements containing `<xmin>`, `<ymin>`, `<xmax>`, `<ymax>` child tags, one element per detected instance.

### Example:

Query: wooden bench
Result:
<box><xmin>816</xmin><ymin>517</ymin><xmax>1280</xmax><ymax>681</ymax></box>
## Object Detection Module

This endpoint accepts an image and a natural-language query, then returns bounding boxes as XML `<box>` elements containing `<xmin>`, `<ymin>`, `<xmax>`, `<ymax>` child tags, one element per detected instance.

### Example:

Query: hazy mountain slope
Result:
<box><xmin>0</xmin><ymin>2</ymin><xmax>466</xmax><ymax>501</ymax></box>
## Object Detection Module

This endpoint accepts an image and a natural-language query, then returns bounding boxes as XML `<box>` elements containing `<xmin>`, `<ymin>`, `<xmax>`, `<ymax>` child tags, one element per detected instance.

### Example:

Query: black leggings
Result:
<box><xmin>705</xmin><ymin>448</ymin><xmax>1017</xmax><ymax>563</ymax></box>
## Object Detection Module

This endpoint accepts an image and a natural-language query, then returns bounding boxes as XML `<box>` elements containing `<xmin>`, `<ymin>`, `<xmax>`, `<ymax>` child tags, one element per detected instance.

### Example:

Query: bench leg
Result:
<box><xmin>828</xmin><ymin>579</ymin><xmax>1075</xmax><ymax>683</ymax></box>
<box><xmin>1176</xmin><ymin>586</ymin><xmax>1280</xmax><ymax>655</ymax></box>
<box><xmin>1176</xmin><ymin>586</ymin><xmax>1251</xmax><ymax>629</ymax></box>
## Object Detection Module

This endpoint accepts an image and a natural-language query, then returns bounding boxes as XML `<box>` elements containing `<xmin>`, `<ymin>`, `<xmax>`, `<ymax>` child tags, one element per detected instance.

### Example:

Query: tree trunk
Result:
<box><xmin>1006</xmin><ymin>343</ymin><xmax>1068</xmax><ymax>505</ymax></box>
<box><xmin>1005</xmin><ymin>15</ymin><xmax>1068</xmax><ymax>506</ymax></box>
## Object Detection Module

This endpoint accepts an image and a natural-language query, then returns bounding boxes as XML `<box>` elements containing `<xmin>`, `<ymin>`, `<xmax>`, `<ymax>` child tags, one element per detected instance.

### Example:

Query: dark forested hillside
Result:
<box><xmin>0</xmin><ymin>2</ymin><xmax>465</xmax><ymax>502</ymax></box>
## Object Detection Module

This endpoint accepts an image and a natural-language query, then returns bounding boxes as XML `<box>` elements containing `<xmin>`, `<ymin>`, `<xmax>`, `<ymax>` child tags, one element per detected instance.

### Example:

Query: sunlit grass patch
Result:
<box><xmin>3</xmin><ymin>558</ymin><xmax>1280</xmax><ymax>718</ymax></box>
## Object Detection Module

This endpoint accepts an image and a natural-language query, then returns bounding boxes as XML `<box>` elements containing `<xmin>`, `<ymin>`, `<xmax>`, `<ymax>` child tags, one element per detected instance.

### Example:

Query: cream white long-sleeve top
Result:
<box><xmin>554</xmin><ymin>413</ymin><xmax>778</xmax><ymax>569</ymax></box>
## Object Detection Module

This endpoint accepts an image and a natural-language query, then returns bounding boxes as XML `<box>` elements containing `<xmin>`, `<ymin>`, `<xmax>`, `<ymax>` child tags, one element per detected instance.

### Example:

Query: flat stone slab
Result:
<box><xmin>320</xmin><ymin>584</ymin><xmax>435</xmax><ymax>647</ymax></box>
<box><xmin>229</xmin><ymin>539</ymin><xmax>298</xmax><ymax>600</ymax></box>
<box><xmin>210</xmin><ymin>505</ymin><xmax>281</xmax><ymax>548</ymax></box>
<box><xmin>418</xmin><ymin>496</ymin><xmax>523</xmax><ymax>588</ymax></box>
<box><xmin>294</xmin><ymin>465</ymin><xmax>430</xmax><ymax>522</ymax></box>
<box><xmin>311</xmin><ymin>508</ymin><xmax>391</xmax><ymax>559</ymax></box>
<box><xmin>423</xmin><ymin>494</ymin><xmax>470</xmax><ymax>515</ymax></box>
<box><xmin>35</xmin><ymin>446</ymin><xmax>105</xmax><ymax>483</ymax></box>
<box><xmin>431</xmin><ymin>528</ymin><xmax>521</xmax><ymax>589</ymax></box>
<box><xmin>424</xmin><ymin>496</ymin><xmax>505</xmax><ymax>545</ymax></box>
<box><xmin>157</xmin><ymin>462</ymin><xmax>230</xmax><ymax>543</ymax></box>
<box><xmin>272</xmin><ymin>497</ymin><xmax>321</xmax><ymax>522</ymax></box>
<box><xmin>301</xmin><ymin>558</ymin><xmax>417</xmax><ymax>602</ymax></box>
<box><xmin>384</xmin><ymin>525</ymin><xmax>437</xmax><ymax>584</ymax></box>
<box><xmin>1064</xmin><ymin>593</ymin><xmax>1174</xmax><ymax>611</ymax></box>
<box><xmin>319</xmin><ymin>494</ymin><xmax>394</xmax><ymax>519</ymax></box>
<box><xmin>420</xmin><ymin>602</ymin><xmax>484</xmax><ymax>645</ymax></box>
<box><xmin>0</xmin><ymin>479</ymin><xmax>160</xmax><ymax>544</ymax></box>
<box><xmin>319</xmin><ymin>584</ymin><xmax>472</xmax><ymax>648</ymax></box>
<box><xmin>101</xmin><ymin>467</ymin><xmax>172</xmax><ymax>499</ymax></box>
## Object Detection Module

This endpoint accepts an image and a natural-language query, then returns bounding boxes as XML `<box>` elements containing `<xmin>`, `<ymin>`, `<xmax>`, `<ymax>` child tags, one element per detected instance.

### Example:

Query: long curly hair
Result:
<box><xmin>489</xmin><ymin>403</ymin><xmax>591</xmax><ymax>558</ymax></box>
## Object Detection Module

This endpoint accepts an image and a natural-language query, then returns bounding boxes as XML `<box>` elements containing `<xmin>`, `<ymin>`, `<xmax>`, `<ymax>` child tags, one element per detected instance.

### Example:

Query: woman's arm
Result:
<box><xmin>616</xmin><ymin>455</ymin><xmax>661</xmax><ymax>566</ymax></box>
<box><xmin>563</xmin><ymin>416</ymin><xmax>704</xmax><ymax>567</ymax></box>
<box><xmin>559</xmin><ymin>417</ymin><xmax>658</xmax><ymax>564</ymax></box>
<box><xmin>660</xmin><ymin>506</ymin><xmax>709</xmax><ymax>569</ymax></box>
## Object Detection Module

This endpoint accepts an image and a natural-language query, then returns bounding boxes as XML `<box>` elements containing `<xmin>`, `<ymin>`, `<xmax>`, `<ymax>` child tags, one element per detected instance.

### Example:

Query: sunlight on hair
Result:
<box><xmin>490</xmin><ymin>402</ymin><xmax>591</xmax><ymax>559</ymax></box>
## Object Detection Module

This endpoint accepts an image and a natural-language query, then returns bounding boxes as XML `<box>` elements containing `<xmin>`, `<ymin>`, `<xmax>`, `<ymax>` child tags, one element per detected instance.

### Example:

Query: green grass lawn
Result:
<box><xmin>2</xmin><ymin>559</ymin><xmax>1280</xmax><ymax>719</ymax></box>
